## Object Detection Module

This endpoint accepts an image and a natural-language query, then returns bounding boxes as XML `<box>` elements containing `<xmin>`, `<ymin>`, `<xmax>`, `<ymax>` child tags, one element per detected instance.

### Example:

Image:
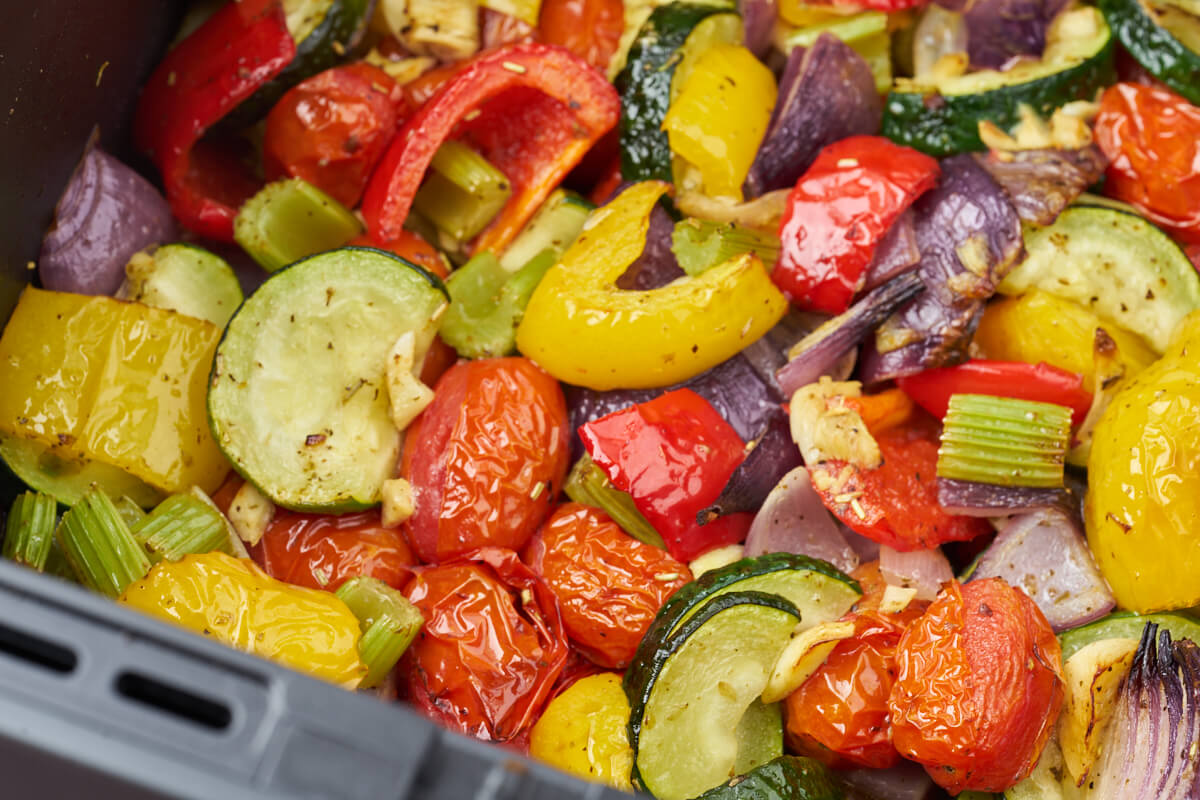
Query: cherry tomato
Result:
<box><xmin>888</xmin><ymin>579</ymin><xmax>1063</xmax><ymax>793</ymax></box>
<box><xmin>347</xmin><ymin>230</ymin><xmax>449</xmax><ymax>278</ymax></box>
<box><xmin>401</xmin><ymin>548</ymin><xmax>568</xmax><ymax>742</ymax></box>
<box><xmin>400</xmin><ymin>357</ymin><xmax>569</xmax><ymax>564</ymax></box>
<box><xmin>1094</xmin><ymin>82</ymin><xmax>1200</xmax><ymax>244</ymax></box>
<box><xmin>1189</xmin><ymin>243</ymin><xmax>1200</xmax><ymax>272</ymax></box>
<box><xmin>263</xmin><ymin>62</ymin><xmax>405</xmax><ymax>208</ymax></box>
<box><xmin>524</xmin><ymin>504</ymin><xmax>691</xmax><ymax>669</ymax></box>
<box><xmin>784</xmin><ymin>562</ymin><xmax>928</xmax><ymax>769</ymax></box>
<box><xmin>810</xmin><ymin>425</ymin><xmax>992</xmax><ymax>551</ymax></box>
<box><xmin>538</xmin><ymin>0</ymin><xmax>624</xmax><ymax>72</ymax></box>
<box><xmin>248</xmin><ymin>510</ymin><xmax>416</xmax><ymax>592</ymax></box>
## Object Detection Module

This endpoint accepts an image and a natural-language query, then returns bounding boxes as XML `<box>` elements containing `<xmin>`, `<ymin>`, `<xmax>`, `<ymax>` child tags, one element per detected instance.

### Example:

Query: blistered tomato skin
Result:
<box><xmin>525</xmin><ymin>504</ymin><xmax>691</xmax><ymax>669</ymax></box>
<box><xmin>888</xmin><ymin>579</ymin><xmax>1063</xmax><ymax>794</ymax></box>
<box><xmin>402</xmin><ymin>548</ymin><xmax>568</xmax><ymax>742</ymax></box>
<box><xmin>400</xmin><ymin>358</ymin><xmax>569</xmax><ymax>564</ymax></box>
<box><xmin>1086</xmin><ymin>311</ymin><xmax>1200</xmax><ymax>612</ymax></box>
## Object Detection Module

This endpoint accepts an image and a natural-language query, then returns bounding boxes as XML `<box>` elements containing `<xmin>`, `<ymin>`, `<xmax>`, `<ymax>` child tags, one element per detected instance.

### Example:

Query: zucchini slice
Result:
<box><xmin>1101</xmin><ymin>0</ymin><xmax>1200</xmax><ymax>104</ymax></box>
<box><xmin>694</xmin><ymin>756</ymin><xmax>844</xmax><ymax>800</ymax></box>
<box><xmin>615</xmin><ymin>3</ymin><xmax>742</xmax><ymax>182</ymax></box>
<box><xmin>1058</xmin><ymin>611</ymin><xmax>1200</xmax><ymax>660</ymax></box>
<box><xmin>733</xmin><ymin>700</ymin><xmax>784</xmax><ymax>775</ymax></box>
<box><xmin>0</xmin><ymin>435</ymin><xmax>163</xmax><ymax>509</ymax></box>
<box><xmin>207</xmin><ymin>247</ymin><xmax>448</xmax><ymax>512</ymax></box>
<box><xmin>997</xmin><ymin>205</ymin><xmax>1200</xmax><ymax>353</ymax></box>
<box><xmin>882</xmin><ymin>6</ymin><xmax>1115</xmax><ymax>155</ymax></box>
<box><xmin>626</xmin><ymin>591</ymin><xmax>802</xmax><ymax>800</ymax></box>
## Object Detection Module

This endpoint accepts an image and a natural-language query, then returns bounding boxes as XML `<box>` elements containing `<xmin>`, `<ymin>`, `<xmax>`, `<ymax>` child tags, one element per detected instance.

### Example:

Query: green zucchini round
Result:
<box><xmin>1101</xmin><ymin>0</ymin><xmax>1200</xmax><ymax>105</ymax></box>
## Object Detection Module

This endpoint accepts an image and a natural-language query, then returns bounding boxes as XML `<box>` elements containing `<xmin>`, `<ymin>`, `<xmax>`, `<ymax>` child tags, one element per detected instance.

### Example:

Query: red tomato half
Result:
<box><xmin>888</xmin><ymin>579</ymin><xmax>1063</xmax><ymax>793</ymax></box>
<box><xmin>264</xmin><ymin>62</ymin><xmax>405</xmax><ymax>208</ymax></box>
<box><xmin>400</xmin><ymin>357</ymin><xmax>569</xmax><ymax>564</ymax></box>
<box><xmin>538</xmin><ymin>0</ymin><xmax>624</xmax><ymax>72</ymax></box>
<box><xmin>525</xmin><ymin>503</ymin><xmax>692</xmax><ymax>669</ymax></box>
<box><xmin>401</xmin><ymin>548</ymin><xmax>568</xmax><ymax>742</ymax></box>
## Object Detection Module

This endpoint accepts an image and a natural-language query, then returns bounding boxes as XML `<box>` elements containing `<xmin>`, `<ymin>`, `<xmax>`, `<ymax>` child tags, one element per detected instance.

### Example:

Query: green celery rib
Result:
<box><xmin>564</xmin><ymin>454</ymin><xmax>668</xmax><ymax>549</ymax></box>
<box><xmin>671</xmin><ymin>218</ymin><xmax>780</xmax><ymax>276</ymax></box>
<box><xmin>131</xmin><ymin>493</ymin><xmax>232</xmax><ymax>563</ymax></box>
<box><xmin>937</xmin><ymin>394</ymin><xmax>1072</xmax><ymax>488</ymax></box>
<box><xmin>412</xmin><ymin>141</ymin><xmax>511</xmax><ymax>245</ymax></box>
<box><xmin>441</xmin><ymin>248</ymin><xmax>557</xmax><ymax>359</ymax></box>
<box><xmin>335</xmin><ymin>576</ymin><xmax>424</xmax><ymax>689</ymax></box>
<box><xmin>4</xmin><ymin>491</ymin><xmax>58</xmax><ymax>571</ymax></box>
<box><xmin>234</xmin><ymin>178</ymin><xmax>363</xmax><ymax>273</ymax></box>
<box><xmin>56</xmin><ymin>486</ymin><xmax>152</xmax><ymax>597</ymax></box>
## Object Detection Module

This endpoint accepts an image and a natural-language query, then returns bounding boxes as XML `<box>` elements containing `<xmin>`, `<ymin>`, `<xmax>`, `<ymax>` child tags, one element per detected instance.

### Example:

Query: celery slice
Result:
<box><xmin>121</xmin><ymin>244</ymin><xmax>243</xmax><ymax>328</ymax></box>
<box><xmin>499</xmin><ymin>189</ymin><xmax>592</xmax><ymax>272</ymax></box>
<box><xmin>113</xmin><ymin>496</ymin><xmax>147</xmax><ymax>529</ymax></box>
<box><xmin>565</xmin><ymin>454</ymin><xmax>667</xmax><ymax>550</ymax></box>
<box><xmin>131</xmin><ymin>493</ymin><xmax>235</xmax><ymax>563</ymax></box>
<box><xmin>234</xmin><ymin>178</ymin><xmax>364</xmax><ymax>273</ymax></box>
<box><xmin>441</xmin><ymin>249</ymin><xmax>557</xmax><ymax>358</ymax></box>
<box><xmin>412</xmin><ymin>141</ymin><xmax>511</xmax><ymax>246</ymax></box>
<box><xmin>56</xmin><ymin>486</ymin><xmax>152</xmax><ymax>597</ymax></box>
<box><xmin>335</xmin><ymin>576</ymin><xmax>424</xmax><ymax>689</ymax></box>
<box><xmin>938</xmin><ymin>394</ymin><xmax>1072</xmax><ymax>488</ymax></box>
<box><xmin>671</xmin><ymin>218</ymin><xmax>780</xmax><ymax>276</ymax></box>
<box><xmin>3</xmin><ymin>491</ymin><xmax>58</xmax><ymax>571</ymax></box>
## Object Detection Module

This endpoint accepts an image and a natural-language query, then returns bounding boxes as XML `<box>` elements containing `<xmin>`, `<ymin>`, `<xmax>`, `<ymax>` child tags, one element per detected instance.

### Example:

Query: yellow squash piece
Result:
<box><xmin>662</xmin><ymin>43</ymin><xmax>776</xmax><ymax>201</ymax></box>
<box><xmin>976</xmin><ymin>291</ymin><xmax>1157</xmax><ymax>392</ymax></box>
<box><xmin>516</xmin><ymin>181</ymin><xmax>788</xmax><ymax>390</ymax></box>
<box><xmin>1086</xmin><ymin>311</ymin><xmax>1200</xmax><ymax>612</ymax></box>
<box><xmin>0</xmin><ymin>287</ymin><xmax>228</xmax><ymax>496</ymax></box>
<box><xmin>120</xmin><ymin>552</ymin><xmax>367</xmax><ymax>688</ymax></box>
<box><xmin>529</xmin><ymin>673</ymin><xmax>634</xmax><ymax>790</ymax></box>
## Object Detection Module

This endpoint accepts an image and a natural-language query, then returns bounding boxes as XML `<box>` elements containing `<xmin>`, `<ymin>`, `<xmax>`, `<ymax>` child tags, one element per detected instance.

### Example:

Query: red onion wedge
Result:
<box><xmin>777</xmin><ymin>271</ymin><xmax>925</xmax><ymax>397</ymax></box>
<box><xmin>937</xmin><ymin>477</ymin><xmax>1071</xmax><ymax>517</ymax></box>
<box><xmin>970</xmin><ymin>509</ymin><xmax>1114</xmax><ymax>632</ymax></box>
<box><xmin>740</xmin><ymin>0</ymin><xmax>777</xmax><ymax>58</ymax></box>
<box><xmin>879</xmin><ymin>544</ymin><xmax>953</xmax><ymax>602</ymax></box>
<box><xmin>40</xmin><ymin>143</ymin><xmax>175</xmax><ymax>296</ymax></box>
<box><xmin>699</xmin><ymin>413</ymin><xmax>802</xmax><ymax>524</ymax></box>
<box><xmin>835</xmin><ymin>761</ymin><xmax>941</xmax><ymax>800</ymax></box>
<box><xmin>963</xmin><ymin>0</ymin><xmax>1071</xmax><ymax>70</ymax></box>
<box><xmin>1088</xmin><ymin>624</ymin><xmax>1200</xmax><ymax>800</ymax></box>
<box><xmin>861</xmin><ymin>209</ymin><xmax>920</xmax><ymax>293</ymax></box>
<box><xmin>973</xmin><ymin>145</ymin><xmax>1107</xmax><ymax>226</ymax></box>
<box><xmin>744</xmin><ymin>466</ymin><xmax>860</xmax><ymax>575</ymax></box>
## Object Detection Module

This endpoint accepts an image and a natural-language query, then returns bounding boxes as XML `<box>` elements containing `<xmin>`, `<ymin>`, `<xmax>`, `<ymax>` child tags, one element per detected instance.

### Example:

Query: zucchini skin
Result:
<box><xmin>881</xmin><ymin>35</ymin><xmax>1116</xmax><ymax>156</ymax></box>
<box><xmin>692</xmin><ymin>756</ymin><xmax>844</xmax><ymax>800</ymax></box>
<box><xmin>1100</xmin><ymin>0</ymin><xmax>1200</xmax><ymax>104</ymax></box>
<box><xmin>615</xmin><ymin>3</ymin><xmax>732</xmax><ymax>182</ymax></box>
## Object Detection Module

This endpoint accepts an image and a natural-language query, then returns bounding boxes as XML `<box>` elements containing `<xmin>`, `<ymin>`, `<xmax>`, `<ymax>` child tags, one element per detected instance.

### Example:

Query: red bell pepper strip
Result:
<box><xmin>360</xmin><ymin>42</ymin><xmax>619</xmax><ymax>253</ymax></box>
<box><xmin>133</xmin><ymin>0</ymin><xmax>295</xmax><ymax>241</ymax></box>
<box><xmin>775</xmin><ymin>136</ymin><xmax>940</xmax><ymax>315</ymax></box>
<box><xmin>896</xmin><ymin>360</ymin><xmax>1092</xmax><ymax>427</ymax></box>
<box><xmin>579</xmin><ymin>389</ymin><xmax>752</xmax><ymax>562</ymax></box>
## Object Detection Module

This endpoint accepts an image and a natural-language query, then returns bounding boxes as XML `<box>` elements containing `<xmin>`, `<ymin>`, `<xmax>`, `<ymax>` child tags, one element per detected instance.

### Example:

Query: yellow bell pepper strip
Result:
<box><xmin>515</xmin><ymin>181</ymin><xmax>788</xmax><ymax>390</ymax></box>
<box><xmin>1085</xmin><ymin>311</ymin><xmax>1200</xmax><ymax>613</ymax></box>
<box><xmin>0</xmin><ymin>287</ymin><xmax>229</xmax><ymax>497</ymax></box>
<box><xmin>120</xmin><ymin>552</ymin><xmax>368</xmax><ymax>688</ymax></box>
<box><xmin>661</xmin><ymin>43</ymin><xmax>777</xmax><ymax>200</ymax></box>
<box><xmin>529</xmin><ymin>672</ymin><xmax>634</xmax><ymax>789</ymax></box>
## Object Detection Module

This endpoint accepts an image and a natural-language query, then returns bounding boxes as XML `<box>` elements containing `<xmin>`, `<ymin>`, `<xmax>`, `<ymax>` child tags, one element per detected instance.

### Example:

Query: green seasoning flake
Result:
<box><xmin>938</xmin><ymin>393</ymin><xmax>1072</xmax><ymax>488</ymax></box>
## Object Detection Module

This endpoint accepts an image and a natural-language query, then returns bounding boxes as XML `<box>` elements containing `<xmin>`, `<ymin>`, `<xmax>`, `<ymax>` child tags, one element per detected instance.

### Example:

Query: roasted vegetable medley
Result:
<box><xmin>5</xmin><ymin>0</ymin><xmax>1200</xmax><ymax>797</ymax></box>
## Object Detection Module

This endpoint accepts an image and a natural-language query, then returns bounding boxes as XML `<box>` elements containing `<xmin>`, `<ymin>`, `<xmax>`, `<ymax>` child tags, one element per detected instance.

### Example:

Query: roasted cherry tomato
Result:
<box><xmin>784</xmin><ymin>562</ymin><xmax>928</xmax><ymax>770</ymax></box>
<box><xmin>400</xmin><ymin>357</ymin><xmax>569</xmax><ymax>564</ymax></box>
<box><xmin>264</xmin><ymin>62</ymin><xmax>405</xmax><ymax>208</ymax></box>
<box><xmin>810</xmin><ymin>424</ymin><xmax>992</xmax><ymax>551</ymax></box>
<box><xmin>888</xmin><ymin>579</ymin><xmax>1063</xmax><ymax>793</ymax></box>
<box><xmin>347</xmin><ymin>230</ymin><xmax>449</xmax><ymax>278</ymax></box>
<box><xmin>538</xmin><ymin>0</ymin><xmax>624</xmax><ymax>72</ymax></box>
<box><xmin>525</xmin><ymin>504</ymin><xmax>691</xmax><ymax>668</ymax></box>
<box><xmin>775</xmin><ymin>136</ymin><xmax>940</xmax><ymax>314</ymax></box>
<box><xmin>249</xmin><ymin>510</ymin><xmax>416</xmax><ymax>592</ymax></box>
<box><xmin>401</xmin><ymin>548</ymin><xmax>568</xmax><ymax>742</ymax></box>
<box><xmin>1094</xmin><ymin>82</ymin><xmax>1200</xmax><ymax>245</ymax></box>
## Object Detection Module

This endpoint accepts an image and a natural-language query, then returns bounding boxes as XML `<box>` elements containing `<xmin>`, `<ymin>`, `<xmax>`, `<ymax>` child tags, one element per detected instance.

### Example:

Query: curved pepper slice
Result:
<box><xmin>516</xmin><ymin>181</ymin><xmax>788</xmax><ymax>390</ymax></box>
<box><xmin>120</xmin><ymin>551</ymin><xmax>367</xmax><ymax>688</ymax></box>
<box><xmin>361</xmin><ymin>42</ymin><xmax>619</xmax><ymax>253</ymax></box>
<box><xmin>133</xmin><ymin>0</ymin><xmax>295</xmax><ymax>241</ymax></box>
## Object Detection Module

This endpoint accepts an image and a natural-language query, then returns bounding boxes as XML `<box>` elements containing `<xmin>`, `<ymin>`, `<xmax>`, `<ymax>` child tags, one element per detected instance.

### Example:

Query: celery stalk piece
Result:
<box><xmin>412</xmin><ymin>141</ymin><xmax>512</xmax><ymax>246</ymax></box>
<box><xmin>671</xmin><ymin>218</ymin><xmax>781</xmax><ymax>276</ymax></box>
<box><xmin>335</xmin><ymin>576</ymin><xmax>424</xmax><ymax>689</ymax></box>
<box><xmin>3</xmin><ymin>491</ymin><xmax>58</xmax><ymax>570</ymax></box>
<box><xmin>234</xmin><ymin>178</ymin><xmax>364</xmax><ymax>273</ymax></box>
<box><xmin>441</xmin><ymin>249</ymin><xmax>557</xmax><ymax>358</ymax></box>
<box><xmin>56</xmin><ymin>486</ymin><xmax>152</xmax><ymax>597</ymax></box>
<box><xmin>564</xmin><ymin>453</ymin><xmax>668</xmax><ymax>550</ymax></box>
<box><xmin>498</xmin><ymin>189</ymin><xmax>593</xmax><ymax>272</ymax></box>
<box><xmin>113</xmin><ymin>496</ymin><xmax>147</xmax><ymax>529</ymax></box>
<box><xmin>937</xmin><ymin>394</ymin><xmax>1072</xmax><ymax>488</ymax></box>
<box><xmin>130</xmin><ymin>493</ymin><xmax>235</xmax><ymax>563</ymax></box>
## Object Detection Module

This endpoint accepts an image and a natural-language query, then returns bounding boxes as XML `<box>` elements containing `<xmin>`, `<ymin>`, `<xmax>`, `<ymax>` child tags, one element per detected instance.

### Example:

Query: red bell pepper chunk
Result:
<box><xmin>775</xmin><ymin>136</ymin><xmax>940</xmax><ymax>314</ymax></box>
<box><xmin>133</xmin><ymin>0</ymin><xmax>295</xmax><ymax>241</ymax></box>
<box><xmin>896</xmin><ymin>360</ymin><xmax>1092</xmax><ymax>427</ymax></box>
<box><xmin>361</xmin><ymin>42</ymin><xmax>619</xmax><ymax>253</ymax></box>
<box><xmin>579</xmin><ymin>389</ymin><xmax>752</xmax><ymax>563</ymax></box>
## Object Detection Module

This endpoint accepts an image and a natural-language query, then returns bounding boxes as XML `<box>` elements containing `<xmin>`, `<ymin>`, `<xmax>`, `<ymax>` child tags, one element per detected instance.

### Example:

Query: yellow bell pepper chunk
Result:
<box><xmin>1086</xmin><ymin>311</ymin><xmax>1200</xmax><ymax>613</ymax></box>
<box><xmin>976</xmin><ymin>291</ymin><xmax>1157</xmax><ymax>392</ymax></box>
<box><xmin>0</xmin><ymin>287</ymin><xmax>228</xmax><ymax>496</ymax></box>
<box><xmin>120</xmin><ymin>552</ymin><xmax>367</xmax><ymax>688</ymax></box>
<box><xmin>529</xmin><ymin>673</ymin><xmax>634</xmax><ymax>789</ymax></box>
<box><xmin>662</xmin><ymin>44</ymin><xmax>776</xmax><ymax>201</ymax></box>
<box><xmin>515</xmin><ymin>181</ymin><xmax>788</xmax><ymax>390</ymax></box>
